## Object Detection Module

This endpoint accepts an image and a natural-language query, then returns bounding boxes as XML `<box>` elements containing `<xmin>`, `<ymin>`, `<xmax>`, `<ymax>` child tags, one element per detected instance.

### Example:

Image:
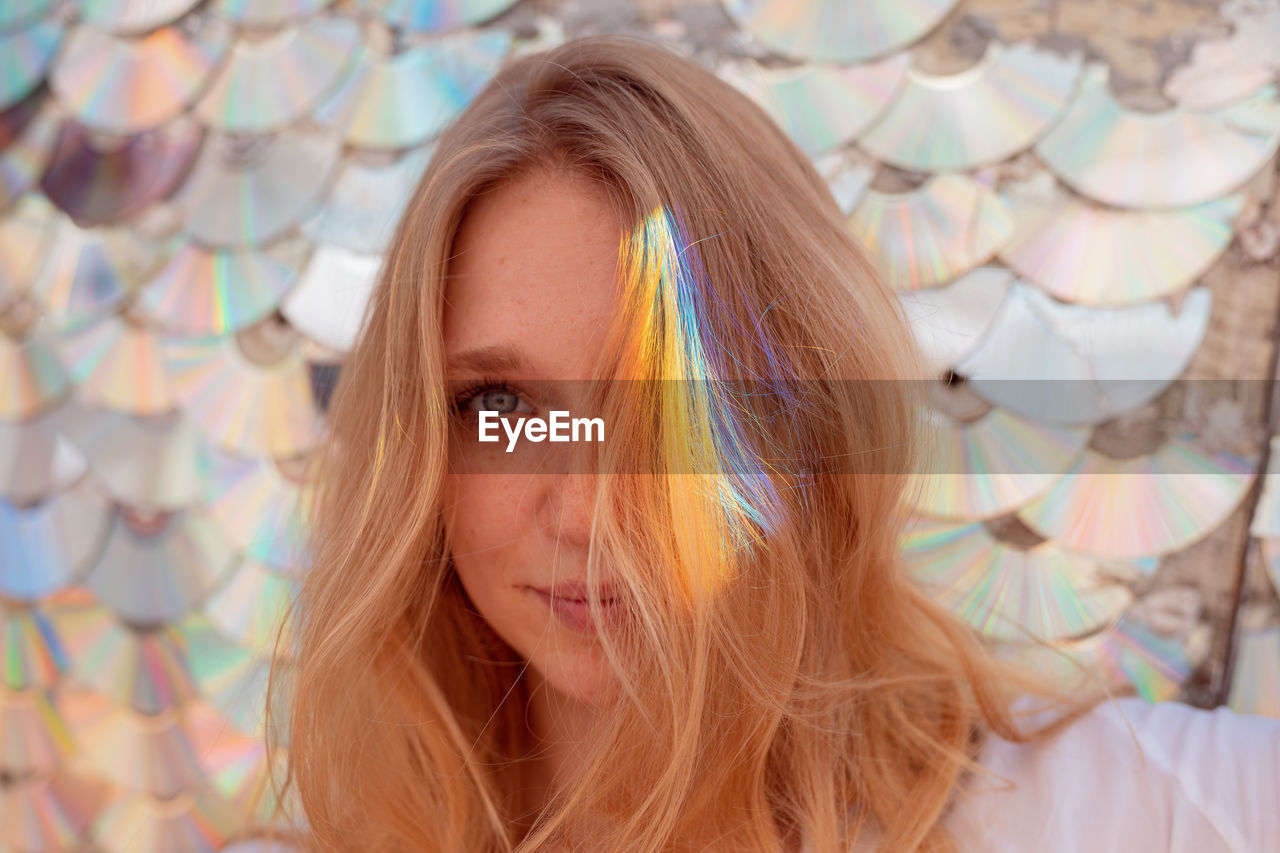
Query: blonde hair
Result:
<box><xmin>268</xmin><ymin>33</ymin><xmax>1118</xmax><ymax>852</ymax></box>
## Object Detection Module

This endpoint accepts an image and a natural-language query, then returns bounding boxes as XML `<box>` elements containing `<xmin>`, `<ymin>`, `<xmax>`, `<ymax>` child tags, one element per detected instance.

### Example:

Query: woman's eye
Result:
<box><xmin>461</xmin><ymin>387</ymin><xmax>535</xmax><ymax>416</ymax></box>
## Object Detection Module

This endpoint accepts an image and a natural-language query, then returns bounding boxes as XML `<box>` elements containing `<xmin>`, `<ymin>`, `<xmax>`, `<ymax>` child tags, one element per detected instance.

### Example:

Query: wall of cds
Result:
<box><xmin>2</xmin><ymin>0</ymin><xmax>1279</xmax><ymax>849</ymax></box>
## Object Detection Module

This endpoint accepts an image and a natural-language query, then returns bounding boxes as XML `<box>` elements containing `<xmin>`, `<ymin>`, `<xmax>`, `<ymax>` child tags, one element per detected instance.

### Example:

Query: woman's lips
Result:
<box><xmin>530</xmin><ymin>586</ymin><xmax>625</xmax><ymax>633</ymax></box>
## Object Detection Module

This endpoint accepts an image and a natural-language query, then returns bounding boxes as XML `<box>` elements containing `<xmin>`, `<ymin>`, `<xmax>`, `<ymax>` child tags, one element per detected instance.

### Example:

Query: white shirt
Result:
<box><xmin>807</xmin><ymin>696</ymin><xmax>1280</xmax><ymax>851</ymax></box>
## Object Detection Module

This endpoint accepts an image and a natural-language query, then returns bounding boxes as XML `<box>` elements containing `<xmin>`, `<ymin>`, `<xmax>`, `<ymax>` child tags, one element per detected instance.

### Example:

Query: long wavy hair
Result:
<box><xmin>267</xmin><ymin>33</ymin><xmax>1118</xmax><ymax>852</ymax></box>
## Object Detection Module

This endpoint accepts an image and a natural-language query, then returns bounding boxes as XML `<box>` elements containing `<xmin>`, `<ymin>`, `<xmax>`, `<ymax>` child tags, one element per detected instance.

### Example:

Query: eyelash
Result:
<box><xmin>451</xmin><ymin>377</ymin><xmax>534</xmax><ymax>416</ymax></box>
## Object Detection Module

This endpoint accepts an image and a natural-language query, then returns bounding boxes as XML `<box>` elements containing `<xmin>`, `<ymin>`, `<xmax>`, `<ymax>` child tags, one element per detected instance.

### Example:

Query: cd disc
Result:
<box><xmin>163</xmin><ymin>318</ymin><xmax>326</xmax><ymax>458</ymax></box>
<box><xmin>0</xmin><ymin>688</ymin><xmax>72</xmax><ymax>776</ymax></box>
<box><xmin>0</xmin><ymin>323</ymin><xmax>72</xmax><ymax>422</ymax></box>
<box><xmin>93</xmin><ymin>789</ymin><xmax>239</xmax><ymax>853</ymax></box>
<box><xmin>49</xmin><ymin>15</ymin><xmax>232</xmax><ymax>135</ymax></box>
<box><xmin>83</xmin><ymin>506</ymin><xmax>237</xmax><ymax>624</ymax></box>
<box><xmin>358</xmin><ymin>0</ymin><xmax>519</xmax><ymax>33</ymax></box>
<box><xmin>32</xmin><ymin>216</ymin><xmax>168</xmax><ymax>330</ymax></box>
<box><xmin>0</xmin><ymin>479</ymin><xmax>111</xmax><ymax>600</ymax></box>
<box><xmin>202</xmin><ymin>559</ymin><xmax>295</xmax><ymax>657</ymax></box>
<box><xmin>55</xmin><ymin>313</ymin><xmax>179</xmax><ymax>416</ymax></box>
<box><xmin>76</xmin><ymin>0</ymin><xmax>204</xmax><ymax>34</ymax></box>
<box><xmin>901</xmin><ymin>516</ymin><xmax>1133</xmax><ymax>642</ymax></box>
<box><xmin>194</xmin><ymin>16</ymin><xmax>362</xmax><ymax>133</ymax></box>
<box><xmin>1035</xmin><ymin>63</ymin><xmax>1280</xmax><ymax>208</ymax></box>
<box><xmin>137</xmin><ymin>235</ymin><xmax>309</xmax><ymax>337</ymax></box>
<box><xmin>860</xmin><ymin>42</ymin><xmax>1082</xmax><ymax>170</ymax></box>
<box><xmin>279</xmin><ymin>243</ymin><xmax>380</xmax><ymax>353</ymax></box>
<box><xmin>302</xmin><ymin>142</ymin><xmax>434</xmax><ymax>253</ymax></box>
<box><xmin>53</xmin><ymin>602</ymin><xmax>197</xmax><ymax>714</ymax></box>
<box><xmin>60</xmin><ymin>690</ymin><xmax>207</xmax><ymax>798</ymax></box>
<box><xmin>214</xmin><ymin>0</ymin><xmax>336</xmax><ymax>26</ymax></box>
<box><xmin>0</xmin><ymin>93</ymin><xmax>60</xmax><ymax>207</ymax></box>
<box><xmin>0</xmin><ymin>601</ymin><xmax>68</xmax><ymax>690</ymax></box>
<box><xmin>174</xmin><ymin>127</ymin><xmax>342</xmax><ymax>249</ymax></box>
<box><xmin>203</xmin><ymin>446</ymin><xmax>311</xmax><ymax>572</ymax></box>
<box><xmin>0</xmin><ymin>401</ymin><xmax>87</xmax><ymax>504</ymax></box>
<box><xmin>0</xmin><ymin>0</ymin><xmax>53</xmax><ymax>30</ymax></box>
<box><xmin>898</xmin><ymin>266</ymin><xmax>1013</xmax><ymax>376</ymax></box>
<box><xmin>956</xmin><ymin>283</ymin><xmax>1211</xmax><ymax>425</ymax></box>
<box><xmin>910</xmin><ymin>406</ymin><xmax>1089</xmax><ymax>521</ymax></box>
<box><xmin>714</xmin><ymin>52</ymin><xmax>909</xmax><ymax>157</ymax></box>
<box><xmin>720</xmin><ymin>0</ymin><xmax>959</xmax><ymax>63</ymax></box>
<box><xmin>180</xmin><ymin>615</ymin><xmax>274</xmax><ymax>735</ymax></box>
<box><xmin>998</xmin><ymin>174</ymin><xmax>1243</xmax><ymax>306</ymax></box>
<box><xmin>847</xmin><ymin>174</ymin><xmax>1013</xmax><ymax>291</ymax></box>
<box><xmin>0</xmin><ymin>17</ymin><xmax>62</xmax><ymax>112</ymax></box>
<box><xmin>39</xmin><ymin>116</ymin><xmax>204</xmax><ymax>227</ymax></box>
<box><xmin>57</xmin><ymin>403</ymin><xmax>208</xmax><ymax>510</ymax></box>
<box><xmin>316</xmin><ymin>28</ymin><xmax>512</xmax><ymax>149</ymax></box>
<box><xmin>1164</xmin><ymin>0</ymin><xmax>1280</xmax><ymax>110</ymax></box>
<box><xmin>1016</xmin><ymin>435</ymin><xmax>1255</xmax><ymax>559</ymax></box>
<box><xmin>1227</xmin><ymin>625</ymin><xmax>1280</xmax><ymax>716</ymax></box>
<box><xmin>0</xmin><ymin>770</ymin><xmax>103</xmax><ymax>851</ymax></box>
<box><xmin>0</xmin><ymin>194</ymin><xmax>58</xmax><ymax>311</ymax></box>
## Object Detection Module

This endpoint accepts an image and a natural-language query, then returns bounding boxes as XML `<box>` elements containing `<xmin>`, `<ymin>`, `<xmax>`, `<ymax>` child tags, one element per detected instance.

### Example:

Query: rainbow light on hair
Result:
<box><xmin>616</xmin><ymin>203</ymin><xmax>791</xmax><ymax>597</ymax></box>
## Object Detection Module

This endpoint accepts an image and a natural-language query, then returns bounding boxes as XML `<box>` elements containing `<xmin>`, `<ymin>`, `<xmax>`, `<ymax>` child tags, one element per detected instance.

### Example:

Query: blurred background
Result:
<box><xmin>2</xmin><ymin>0</ymin><xmax>1279</xmax><ymax>849</ymax></box>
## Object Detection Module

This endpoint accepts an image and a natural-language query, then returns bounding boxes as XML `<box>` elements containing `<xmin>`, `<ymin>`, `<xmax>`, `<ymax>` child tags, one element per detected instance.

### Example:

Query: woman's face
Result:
<box><xmin>442</xmin><ymin>167</ymin><xmax>625</xmax><ymax>705</ymax></box>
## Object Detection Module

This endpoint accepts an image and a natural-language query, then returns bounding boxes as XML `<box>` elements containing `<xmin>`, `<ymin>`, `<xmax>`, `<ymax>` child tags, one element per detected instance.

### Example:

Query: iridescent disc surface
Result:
<box><xmin>55</xmin><ymin>314</ymin><xmax>179</xmax><ymax>416</ymax></box>
<box><xmin>0</xmin><ymin>327</ymin><xmax>72</xmax><ymax>421</ymax></box>
<box><xmin>214</xmin><ymin>0</ymin><xmax>336</xmax><ymax>26</ymax></box>
<box><xmin>163</xmin><ymin>320</ymin><xmax>325</xmax><ymax>458</ymax></box>
<box><xmin>57</xmin><ymin>403</ymin><xmax>207</xmax><ymax>510</ymax></box>
<box><xmin>0</xmin><ymin>401</ymin><xmax>87</xmax><ymax>504</ymax></box>
<box><xmin>194</xmin><ymin>16</ymin><xmax>361</xmax><ymax>133</ymax></box>
<box><xmin>0</xmin><ymin>0</ymin><xmax>53</xmax><ymax>30</ymax></box>
<box><xmin>0</xmin><ymin>770</ymin><xmax>103</xmax><ymax>851</ymax></box>
<box><xmin>137</xmin><ymin>235</ymin><xmax>309</xmax><ymax>337</ymax></box>
<box><xmin>1248</xmin><ymin>435</ymin><xmax>1280</xmax><ymax>539</ymax></box>
<box><xmin>0</xmin><ymin>479</ymin><xmax>111</xmax><ymax>599</ymax></box>
<box><xmin>714</xmin><ymin>52</ymin><xmax>909</xmax><ymax>157</ymax></box>
<box><xmin>1016</xmin><ymin>435</ymin><xmax>1255</xmax><ymax>559</ymax></box>
<box><xmin>998</xmin><ymin>174</ymin><xmax>1243</xmax><ymax>306</ymax></box>
<box><xmin>301</xmin><ymin>143</ymin><xmax>434</xmax><ymax>253</ymax></box>
<box><xmin>181</xmin><ymin>615</ymin><xmax>274</xmax><ymax>735</ymax></box>
<box><xmin>83</xmin><ymin>507</ymin><xmax>236</xmax><ymax>624</ymax></box>
<box><xmin>280</xmin><ymin>244</ymin><xmax>380</xmax><ymax>352</ymax></box>
<box><xmin>0</xmin><ymin>18</ymin><xmax>62</xmax><ymax>111</ymax></box>
<box><xmin>0</xmin><ymin>93</ymin><xmax>61</xmax><ymax>207</ymax></box>
<box><xmin>93</xmin><ymin>790</ymin><xmax>239</xmax><ymax>853</ymax></box>
<box><xmin>0</xmin><ymin>601</ymin><xmax>68</xmax><ymax>690</ymax></box>
<box><xmin>956</xmin><ymin>283</ymin><xmax>1211</xmax><ymax>424</ymax></box>
<box><xmin>76</xmin><ymin>0</ymin><xmax>203</xmax><ymax>34</ymax></box>
<box><xmin>1227</xmin><ymin>625</ymin><xmax>1280</xmax><ymax>717</ymax></box>
<box><xmin>1035</xmin><ymin>64</ymin><xmax>1280</xmax><ymax>208</ymax></box>
<box><xmin>203</xmin><ymin>446</ymin><xmax>310</xmax><ymax>571</ymax></box>
<box><xmin>910</xmin><ymin>406</ymin><xmax>1089</xmax><ymax>520</ymax></box>
<box><xmin>174</xmin><ymin>127</ymin><xmax>343</xmax><ymax>248</ymax></box>
<box><xmin>54</xmin><ymin>602</ymin><xmax>197</xmax><ymax>714</ymax></box>
<box><xmin>902</xmin><ymin>516</ymin><xmax>1133</xmax><ymax>642</ymax></box>
<box><xmin>0</xmin><ymin>194</ymin><xmax>58</xmax><ymax>311</ymax></box>
<box><xmin>316</xmin><ymin>28</ymin><xmax>512</xmax><ymax>149</ymax></box>
<box><xmin>203</xmin><ymin>559</ymin><xmax>295</xmax><ymax>656</ymax></box>
<box><xmin>60</xmin><ymin>690</ymin><xmax>207</xmax><ymax>798</ymax></box>
<box><xmin>898</xmin><ymin>266</ymin><xmax>1013</xmax><ymax>376</ymax></box>
<box><xmin>860</xmin><ymin>42</ymin><xmax>1082</xmax><ymax>170</ymax></box>
<box><xmin>49</xmin><ymin>16</ymin><xmax>232</xmax><ymax>135</ymax></box>
<box><xmin>359</xmin><ymin>0</ymin><xmax>519</xmax><ymax>32</ymax></box>
<box><xmin>1164</xmin><ymin>0</ymin><xmax>1280</xmax><ymax>109</ymax></box>
<box><xmin>720</xmin><ymin>0</ymin><xmax>959</xmax><ymax>63</ymax></box>
<box><xmin>0</xmin><ymin>688</ymin><xmax>73</xmax><ymax>775</ymax></box>
<box><xmin>847</xmin><ymin>174</ymin><xmax>1013</xmax><ymax>291</ymax></box>
<box><xmin>39</xmin><ymin>116</ymin><xmax>204</xmax><ymax>227</ymax></box>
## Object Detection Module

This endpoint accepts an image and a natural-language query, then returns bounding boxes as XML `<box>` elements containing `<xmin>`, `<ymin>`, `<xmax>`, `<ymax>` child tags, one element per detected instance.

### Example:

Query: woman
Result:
<box><xmin>268</xmin><ymin>34</ymin><xmax>1280</xmax><ymax>852</ymax></box>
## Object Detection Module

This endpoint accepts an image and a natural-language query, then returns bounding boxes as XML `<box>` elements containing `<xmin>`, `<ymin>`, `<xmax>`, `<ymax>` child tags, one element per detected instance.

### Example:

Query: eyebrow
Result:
<box><xmin>445</xmin><ymin>344</ymin><xmax>533</xmax><ymax>375</ymax></box>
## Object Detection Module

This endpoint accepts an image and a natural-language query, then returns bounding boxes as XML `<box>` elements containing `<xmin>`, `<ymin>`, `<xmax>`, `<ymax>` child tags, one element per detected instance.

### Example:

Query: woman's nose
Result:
<box><xmin>540</xmin><ymin>473</ymin><xmax>595</xmax><ymax>549</ymax></box>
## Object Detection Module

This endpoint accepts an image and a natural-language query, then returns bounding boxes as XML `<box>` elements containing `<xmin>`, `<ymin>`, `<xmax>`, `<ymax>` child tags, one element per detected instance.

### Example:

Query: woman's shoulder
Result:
<box><xmin>942</xmin><ymin>695</ymin><xmax>1280</xmax><ymax>852</ymax></box>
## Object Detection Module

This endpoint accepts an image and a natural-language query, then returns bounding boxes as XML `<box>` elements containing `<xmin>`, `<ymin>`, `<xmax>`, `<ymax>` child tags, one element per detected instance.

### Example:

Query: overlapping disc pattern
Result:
<box><xmin>2</xmin><ymin>0</ymin><xmax>1280</xmax><ymax>847</ymax></box>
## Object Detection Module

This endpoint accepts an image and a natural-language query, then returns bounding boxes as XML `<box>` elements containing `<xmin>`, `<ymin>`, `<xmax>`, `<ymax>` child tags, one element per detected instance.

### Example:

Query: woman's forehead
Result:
<box><xmin>443</xmin><ymin>170</ymin><xmax>624</xmax><ymax>381</ymax></box>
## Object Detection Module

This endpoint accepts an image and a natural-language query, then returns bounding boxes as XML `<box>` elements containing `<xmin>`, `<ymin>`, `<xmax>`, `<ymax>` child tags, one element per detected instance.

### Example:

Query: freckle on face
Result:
<box><xmin>441</xmin><ymin>167</ymin><xmax>626</xmax><ymax>704</ymax></box>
